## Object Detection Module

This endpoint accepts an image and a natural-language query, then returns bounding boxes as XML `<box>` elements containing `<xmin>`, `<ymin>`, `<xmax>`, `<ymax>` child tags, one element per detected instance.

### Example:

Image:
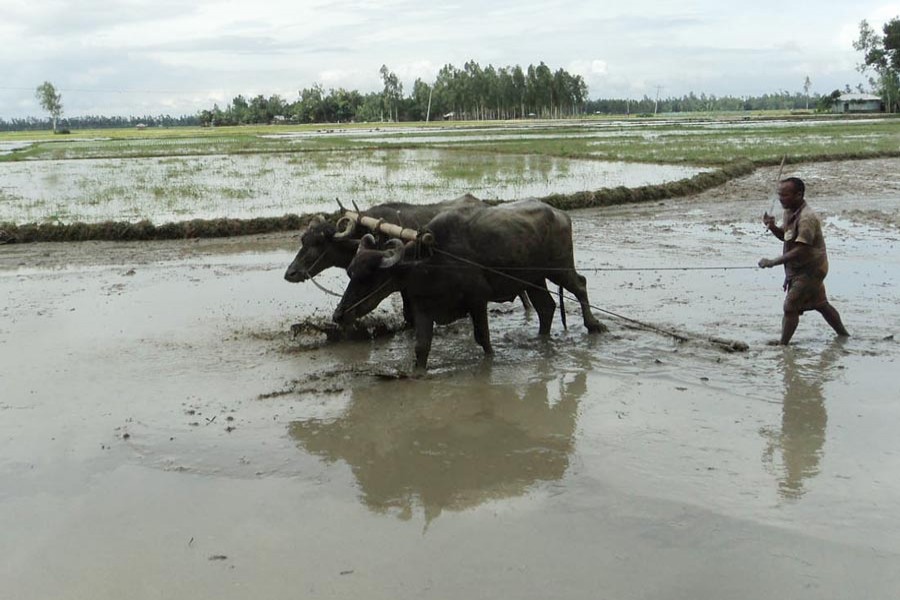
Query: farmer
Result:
<box><xmin>758</xmin><ymin>177</ymin><xmax>849</xmax><ymax>345</ymax></box>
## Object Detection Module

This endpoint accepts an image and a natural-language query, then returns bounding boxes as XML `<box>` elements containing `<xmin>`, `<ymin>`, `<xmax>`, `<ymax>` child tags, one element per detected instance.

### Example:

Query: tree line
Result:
<box><xmin>198</xmin><ymin>61</ymin><xmax>591</xmax><ymax>126</ymax></box>
<box><xmin>1</xmin><ymin>87</ymin><xmax>849</xmax><ymax>133</ymax></box>
<box><xmin>586</xmin><ymin>88</ymin><xmax>865</xmax><ymax>115</ymax></box>
<box><xmin>196</xmin><ymin>88</ymin><xmax>844</xmax><ymax>126</ymax></box>
<box><xmin>0</xmin><ymin>113</ymin><xmax>199</xmax><ymax>132</ymax></box>
<box><xmin>1</xmin><ymin>88</ymin><xmax>844</xmax><ymax>133</ymax></box>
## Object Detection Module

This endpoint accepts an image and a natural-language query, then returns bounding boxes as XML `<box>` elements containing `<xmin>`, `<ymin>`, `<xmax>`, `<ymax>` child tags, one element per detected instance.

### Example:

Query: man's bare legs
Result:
<box><xmin>781</xmin><ymin>311</ymin><xmax>801</xmax><ymax>345</ymax></box>
<box><xmin>817</xmin><ymin>302</ymin><xmax>850</xmax><ymax>337</ymax></box>
<box><xmin>781</xmin><ymin>303</ymin><xmax>849</xmax><ymax>345</ymax></box>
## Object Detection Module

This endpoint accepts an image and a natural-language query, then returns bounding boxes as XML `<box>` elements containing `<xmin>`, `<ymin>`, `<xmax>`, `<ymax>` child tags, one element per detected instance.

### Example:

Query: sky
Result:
<box><xmin>2</xmin><ymin>0</ymin><xmax>899</xmax><ymax>120</ymax></box>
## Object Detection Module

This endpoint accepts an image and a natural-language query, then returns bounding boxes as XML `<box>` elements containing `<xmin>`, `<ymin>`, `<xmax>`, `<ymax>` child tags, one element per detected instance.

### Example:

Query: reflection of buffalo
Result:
<box><xmin>288</xmin><ymin>367</ymin><xmax>586</xmax><ymax>522</ymax></box>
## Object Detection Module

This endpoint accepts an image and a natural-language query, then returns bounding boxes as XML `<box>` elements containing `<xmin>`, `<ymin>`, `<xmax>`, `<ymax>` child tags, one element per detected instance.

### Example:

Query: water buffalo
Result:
<box><xmin>284</xmin><ymin>194</ymin><xmax>531</xmax><ymax>325</ymax></box>
<box><xmin>332</xmin><ymin>199</ymin><xmax>607</xmax><ymax>370</ymax></box>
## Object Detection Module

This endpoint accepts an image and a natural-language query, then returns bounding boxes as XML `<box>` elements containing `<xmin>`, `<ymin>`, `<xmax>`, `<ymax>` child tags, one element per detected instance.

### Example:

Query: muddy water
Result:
<box><xmin>2</xmin><ymin>159</ymin><xmax>899</xmax><ymax>599</ymax></box>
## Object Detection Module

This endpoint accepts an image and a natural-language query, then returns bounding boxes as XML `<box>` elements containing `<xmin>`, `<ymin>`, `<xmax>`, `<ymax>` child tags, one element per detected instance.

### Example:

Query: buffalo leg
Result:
<box><xmin>413</xmin><ymin>308</ymin><xmax>434</xmax><ymax>371</ymax></box>
<box><xmin>549</xmin><ymin>270</ymin><xmax>607</xmax><ymax>334</ymax></box>
<box><xmin>470</xmin><ymin>303</ymin><xmax>494</xmax><ymax>355</ymax></box>
<box><xmin>526</xmin><ymin>281</ymin><xmax>556</xmax><ymax>335</ymax></box>
<box><xmin>400</xmin><ymin>291</ymin><xmax>415</xmax><ymax>328</ymax></box>
<box><xmin>518</xmin><ymin>291</ymin><xmax>533</xmax><ymax>314</ymax></box>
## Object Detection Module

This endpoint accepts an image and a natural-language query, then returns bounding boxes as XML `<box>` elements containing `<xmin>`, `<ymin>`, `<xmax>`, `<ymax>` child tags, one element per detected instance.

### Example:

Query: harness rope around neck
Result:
<box><xmin>303</xmin><ymin>250</ymin><xmax>344</xmax><ymax>298</ymax></box>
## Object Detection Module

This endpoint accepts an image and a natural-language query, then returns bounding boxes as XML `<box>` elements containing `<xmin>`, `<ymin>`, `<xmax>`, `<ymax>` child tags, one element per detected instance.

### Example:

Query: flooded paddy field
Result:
<box><xmin>4</xmin><ymin>115</ymin><xmax>900</xmax><ymax>229</ymax></box>
<box><xmin>0</xmin><ymin>149</ymin><xmax>707</xmax><ymax>225</ymax></box>
<box><xmin>2</xmin><ymin>159</ymin><xmax>899</xmax><ymax>599</ymax></box>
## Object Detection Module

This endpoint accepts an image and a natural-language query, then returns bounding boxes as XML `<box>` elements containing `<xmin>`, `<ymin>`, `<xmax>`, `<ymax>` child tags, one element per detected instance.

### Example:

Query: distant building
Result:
<box><xmin>135</xmin><ymin>123</ymin><xmax>148</xmax><ymax>129</ymax></box>
<box><xmin>832</xmin><ymin>93</ymin><xmax>883</xmax><ymax>114</ymax></box>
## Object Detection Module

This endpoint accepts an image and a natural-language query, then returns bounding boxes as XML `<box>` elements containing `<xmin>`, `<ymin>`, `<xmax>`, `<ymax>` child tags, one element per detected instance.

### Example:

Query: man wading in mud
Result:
<box><xmin>758</xmin><ymin>177</ymin><xmax>850</xmax><ymax>345</ymax></box>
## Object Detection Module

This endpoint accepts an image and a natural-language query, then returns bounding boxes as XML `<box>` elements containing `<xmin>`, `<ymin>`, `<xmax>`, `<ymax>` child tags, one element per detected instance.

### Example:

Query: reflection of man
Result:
<box><xmin>759</xmin><ymin>177</ymin><xmax>849</xmax><ymax>345</ymax></box>
<box><xmin>764</xmin><ymin>340</ymin><xmax>845</xmax><ymax>499</ymax></box>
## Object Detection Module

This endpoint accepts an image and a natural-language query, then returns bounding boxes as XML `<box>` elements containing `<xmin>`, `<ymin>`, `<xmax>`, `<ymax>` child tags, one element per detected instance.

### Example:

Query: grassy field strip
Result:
<box><xmin>3</xmin><ymin>115</ymin><xmax>899</xmax><ymax>164</ymax></box>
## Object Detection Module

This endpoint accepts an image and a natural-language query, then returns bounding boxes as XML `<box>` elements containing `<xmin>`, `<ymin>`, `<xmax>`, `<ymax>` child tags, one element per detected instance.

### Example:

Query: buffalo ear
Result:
<box><xmin>379</xmin><ymin>239</ymin><xmax>405</xmax><ymax>269</ymax></box>
<box><xmin>358</xmin><ymin>233</ymin><xmax>377</xmax><ymax>251</ymax></box>
<box><xmin>404</xmin><ymin>239</ymin><xmax>432</xmax><ymax>261</ymax></box>
<box><xmin>301</xmin><ymin>214</ymin><xmax>324</xmax><ymax>235</ymax></box>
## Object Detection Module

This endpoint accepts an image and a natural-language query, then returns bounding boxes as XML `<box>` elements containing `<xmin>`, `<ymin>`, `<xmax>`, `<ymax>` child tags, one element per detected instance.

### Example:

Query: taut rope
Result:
<box><xmin>338</xmin><ymin>278</ymin><xmax>396</xmax><ymax>317</ymax></box>
<box><xmin>430</xmin><ymin>247</ymin><xmax>747</xmax><ymax>351</ymax></box>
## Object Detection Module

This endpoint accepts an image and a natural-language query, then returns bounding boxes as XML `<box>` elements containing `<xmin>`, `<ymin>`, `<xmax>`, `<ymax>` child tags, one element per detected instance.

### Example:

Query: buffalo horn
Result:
<box><xmin>333</xmin><ymin>216</ymin><xmax>357</xmax><ymax>239</ymax></box>
<box><xmin>336</xmin><ymin>198</ymin><xmax>347</xmax><ymax>212</ymax></box>
<box><xmin>379</xmin><ymin>239</ymin><xmax>405</xmax><ymax>269</ymax></box>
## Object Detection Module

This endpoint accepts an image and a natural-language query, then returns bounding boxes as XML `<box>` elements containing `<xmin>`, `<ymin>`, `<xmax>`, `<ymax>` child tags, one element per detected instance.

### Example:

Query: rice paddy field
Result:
<box><xmin>2</xmin><ymin>113</ymin><xmax>899</xmax><ymax>229</ymax></box>
<box><xmin>3</xmin><ymin>114</ymin><xmax>900</xmax><ymax>600</ymax></box>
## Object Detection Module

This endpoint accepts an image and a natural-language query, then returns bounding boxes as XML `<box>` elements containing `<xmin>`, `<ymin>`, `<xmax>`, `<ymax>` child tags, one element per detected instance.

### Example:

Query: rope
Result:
<box><xmin>302</xmin><ymin>251</ymin><xmax>345</xmax><ymax>298</ymax></box>
<box><xmin>338</xmin><ymin>278</ymin><xmax>396</xmax><ymax>317</ymax></box>
<box><xmin>578</xmin><ymin>265</ymin><xmax>758</xmax><ymax>272</ymax></box>
<box><xmin>309</xmin><ymin>276</ymin><xmax>343</xmax><ymax>298</ymax></box>
<box><xmin>382</xmin><ymin>257</ymin><xmax>759</xmax><ymax>272</ymax></box>
<box><xmin>411</xmin><ymin>264</ymin><xmax>759</xmax><ymax>272</ymax></box>
<box><xmin>430</xmin><ymin>247</ymin><xmax>744</xmax><ymax>348</ymax></box>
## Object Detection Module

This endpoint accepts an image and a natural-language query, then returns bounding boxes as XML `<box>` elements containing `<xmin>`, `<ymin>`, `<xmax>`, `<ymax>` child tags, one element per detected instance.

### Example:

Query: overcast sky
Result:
<box><xmin>2</xmin><ymin>0</ymin><xmax>899</xmax><ymax>119</ymax></box>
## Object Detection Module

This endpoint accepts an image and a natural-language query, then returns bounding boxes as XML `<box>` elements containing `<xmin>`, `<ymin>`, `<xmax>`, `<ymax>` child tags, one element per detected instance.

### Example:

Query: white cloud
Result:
<box><xmin>591</xmin><ymin>60</ymin><xmax>609</xmax><ymax>76</ymax></box>
<box><xmin>394</xmin><ymin>61</ymin><xmax>440</xmax><ymax>88</ymax></box>
<box><xmin>0</xmin><ymin>0</ymin><xmax>888</xmax><ymax>118</ymax></box>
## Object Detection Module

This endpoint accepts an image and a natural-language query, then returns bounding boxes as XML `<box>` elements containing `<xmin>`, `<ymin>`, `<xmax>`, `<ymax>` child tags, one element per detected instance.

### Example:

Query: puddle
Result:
<box><xmin>0</xmin><ymin>141</ymin><xmax>34</xmax><ymax>156</ymax></box>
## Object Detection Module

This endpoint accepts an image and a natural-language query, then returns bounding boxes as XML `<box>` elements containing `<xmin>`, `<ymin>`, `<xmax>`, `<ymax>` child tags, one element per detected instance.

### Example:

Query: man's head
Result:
<box><xmin>778</xmin><ymin>177</ymin><xmax>806</xmax><ymax>210</ymax></box>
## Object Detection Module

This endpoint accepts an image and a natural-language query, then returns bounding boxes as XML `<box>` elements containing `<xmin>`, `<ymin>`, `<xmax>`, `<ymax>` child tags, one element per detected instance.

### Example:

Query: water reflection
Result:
<box><xmin>288</xmin><ymin>364</ymin><xmax>585</xmax><ymax>523</ymax></box>
<box><xmin>762</xmin><ymin>339</ymin><xmax>846</xmax><ymax>500</ymax></box>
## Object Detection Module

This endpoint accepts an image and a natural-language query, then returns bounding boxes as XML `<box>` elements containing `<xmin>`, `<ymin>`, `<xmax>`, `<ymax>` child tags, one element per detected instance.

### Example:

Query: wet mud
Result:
<box><xmin>2</xmin><ymin>158</ymin><xmax>899</xmax><ymax>599</ymax></box>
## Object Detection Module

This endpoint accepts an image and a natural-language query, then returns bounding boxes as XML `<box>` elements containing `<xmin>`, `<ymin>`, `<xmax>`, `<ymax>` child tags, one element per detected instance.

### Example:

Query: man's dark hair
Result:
<box><xmin>781</xmin><ymin>177</ymin><xmax>805</xmax><ymax>197</ymax></box>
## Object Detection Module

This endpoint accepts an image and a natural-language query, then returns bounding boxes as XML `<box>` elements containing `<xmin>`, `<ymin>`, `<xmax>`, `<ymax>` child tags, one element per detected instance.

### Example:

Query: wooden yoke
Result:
<box><xmin>339</xmin><ymin>211</ymin><xmax>435</xmax><ymax>246</ymax></box>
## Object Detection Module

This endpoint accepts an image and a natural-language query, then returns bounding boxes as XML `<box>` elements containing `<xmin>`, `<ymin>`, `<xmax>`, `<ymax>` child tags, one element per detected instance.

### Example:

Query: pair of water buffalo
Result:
<box><xmin>284</xmin><ymin>194</ymin><xmax>606</xmax><ymax>370</ymax></box>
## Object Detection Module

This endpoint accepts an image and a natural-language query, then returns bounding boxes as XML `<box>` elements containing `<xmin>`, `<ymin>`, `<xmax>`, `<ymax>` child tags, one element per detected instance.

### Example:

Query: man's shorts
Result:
<box><xmin>784</xmin><ymin>275</ymin><xmax>828</xmax><ymax>313</ymax></box>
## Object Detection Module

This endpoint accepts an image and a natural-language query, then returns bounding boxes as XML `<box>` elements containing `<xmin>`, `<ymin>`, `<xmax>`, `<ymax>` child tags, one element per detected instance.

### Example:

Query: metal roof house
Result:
<box><xmin>832</xmin><ymin>93</ymin><xmax>883</xmax><ymax>114</ymax></box>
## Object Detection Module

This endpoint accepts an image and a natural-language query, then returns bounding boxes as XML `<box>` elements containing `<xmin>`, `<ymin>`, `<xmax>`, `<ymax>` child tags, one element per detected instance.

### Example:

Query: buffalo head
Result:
<box><xmin>332</xmin><ymin>234</ymin><xmax>407</xmax><ymax>324</ymax></box>
<box><xmin>284</xmin><ymin>215</ymin><xmax>360</xmax><ymax>283</ymax></box>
